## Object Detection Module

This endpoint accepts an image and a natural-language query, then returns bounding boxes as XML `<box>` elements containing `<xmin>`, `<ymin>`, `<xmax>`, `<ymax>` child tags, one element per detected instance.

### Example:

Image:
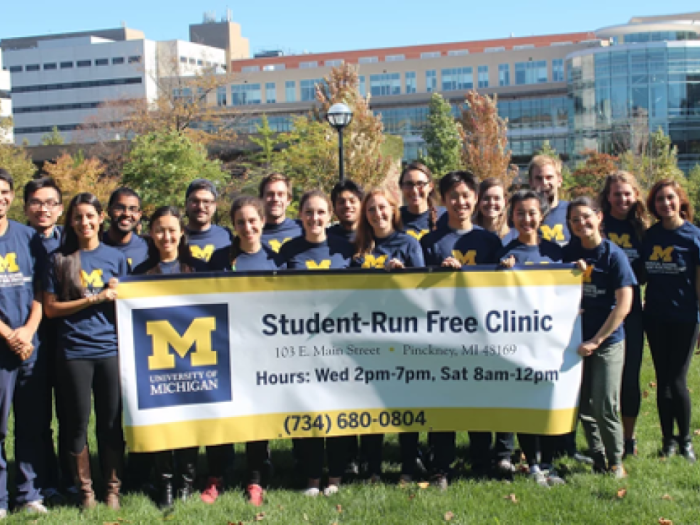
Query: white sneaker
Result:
<box><xmin>302</xmin><ymin>487</ymin><xmax>320</xmax><ymax>497</ymax></box>
<box><xmin>0</xmin><ymin>508</ymin><xmax>6</xmax><ymax>520</ymax></box>
<box><xmin>546</xmin><ymin>468</ymin><xmax>566</xmax><ymax>486</ymax></box>
<box><xmin>529</xmin><ymin>467</ymin><xmax>549</xmax><ymax>488</ymax></box>
<box><xmin>323</xmin><ymin>484</ymin><xmax>339</xmax><ymax>496</ymax></box>
<box><xmin>22</xmin><ymin>500</ymin><xmax>48</xmax><ymax>514</ymax></box>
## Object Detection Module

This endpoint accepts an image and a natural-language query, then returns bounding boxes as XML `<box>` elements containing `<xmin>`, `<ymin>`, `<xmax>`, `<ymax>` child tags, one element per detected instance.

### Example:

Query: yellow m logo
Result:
<box><xmin>362</xmin><ymin>255</ymin><xmax>388</xmax><ymax>269</ymax></box>
<box><xmin>452</xmin><ymin>250</ymin><xmax>476</xmax><ymax>266</ymax></box>
<box><xmin>81</xmin><ymin>269</ymin><xmax>104</xmax><ymax>288</ymax></box>
<box><xmin>268</xmin><ymin>238</ymin><xmax>292</xmax><ymax>253</ymax></box>
<box><xmin>608</xmin><ymin>233</ymin><xmax>632</xmax><ymax>248</ymax></box>
<box><xmin>306</xmin><ymin>260</ymin><xmax>332</xmax><ymax>270</ymax></box>
<box><xmin>190</xmin><ymin>245</ymin><xmax>215</xmax><ymax>262</ymax></box>
<box><xmin>147</xmin><ymin>317</ymin><xmax>218</xmax><ymax>370</ymax></box>
<box><xmin>540</xmin><ymin>224</ymin><xmax>565</xmax><ymax>242</ymax></box>
<box><xmin>407</xmin><ymin>229</ymin><xmax>428</xmax><ymax>241</ymax></box>
<box><xmin>650</xmin><ymin>246</ymin><xmax>674</xmax><ymax>262</ymax></box>
<box><xmin>0</xmin><ymin>253</ymin><xmax>19</xmax><ymax>273</ymax></box>
<box><xmin>582</xmin><ymin>265</ymin><xmax>594</xmax><ymax>283</ymax></box>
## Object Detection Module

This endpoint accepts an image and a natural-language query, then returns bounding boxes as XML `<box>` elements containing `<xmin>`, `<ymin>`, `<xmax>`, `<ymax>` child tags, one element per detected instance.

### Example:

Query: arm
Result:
<box><xmin>577</xmin><ymin>286</ymin><xmax>632</xmax><ymax>356</ymax></box>
<box><xmin>43</xmin><ymin>278</ymin><xmax>119</xmax><ymax>319</ymax></box>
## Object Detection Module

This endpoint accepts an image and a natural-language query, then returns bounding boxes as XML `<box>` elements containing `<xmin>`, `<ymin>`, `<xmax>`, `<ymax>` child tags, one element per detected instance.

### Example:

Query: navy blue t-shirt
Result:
<box><xmin>500</xmin><ymin>228</ymin><xmax>519</xmax><ymax>246</ymax></box>
<box><xmin>327</xmin><ymin>224</ymin><xmax>357</xmax><ymax>243</ymax></box>
<box><xmin>231</xmin><ymin>245</ymin><xmax>279</xmax><ymax>272</ymax></box>
<box><xmin>132</xmin><ymin>257</ymin><xmax>209</xmax><ymax>275</ymax></box>
<box><xmin>187</xmin><ymin>224</ymin><xmax>233</xmax><ymax>271</ymax></box>
<box><xmin>0</xmin><ymin>221</ymin><xmax>43</xmax><ymax>365</ymax></box>
<box><xmin>563</xmin><ymin>239</ymin><xmax>636</xmax><ymax>344</ymax></box>
<box><xmin>498</xmin><ymin>239</ymin><xmax>563</xmax><ymax>265</ymax></box>
<box><xmin>604</xmin><ymin>213</ymin><xmax>644</xmax><ymax>311</ymax></box>
<box><xmin>421</xmin><ymin>225</ymin><xmax>502</xmax><ymax>267</ymax></box>
<box><xmin>400</xmin><ymin>206</ymin><xmax>448</xmax><ymax>242</ymax></box>
<box><xmin>102</xmin><ymin>231</ymin><xmax>149</xmax><ymax>272</ymax></box>
<box><xmin>39</xmin><ymin>225</ymin><xmax>62</xmax><ymax>256</ymax></box>
<box><xmin>262</xmin><ymin>218</ymin><xmax>303</xmax><ymax>254</ymax></box>
<box><xmin>46</xmin><ymin>243</ymin><xmax>129</xmax><ymax>360</ymax></box>
<box><xmin>541</xmin><ymin>200</ymin><xmax>570</xmax><ymax>246</ymax></box>
<box><xmin>277</xmin><ymin>236</ymin><xmax>352</xmax><ymax>270</ymax></box>
<box><xmin>352</xmin><ymin>231</ymin><xmax>425</xmax><ymax>269</ymax></box>
<box><xmin>642</xmin><ymin>221</ymin><xmax>700</xmax><ymax>323</ymax></box>
<box><xmin>35</xmin><ymin>225</ymin><xmax>63</xmax><ymax>362</ymax></box>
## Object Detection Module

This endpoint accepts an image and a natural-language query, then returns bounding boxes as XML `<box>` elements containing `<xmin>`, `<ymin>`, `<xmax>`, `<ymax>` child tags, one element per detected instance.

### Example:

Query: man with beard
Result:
<box><xmin>185</xmin><ymin>179</ymin><xmax>232</xmax><ymax>272</ymax></box>
<box><xmin>328</xmin><ymin>180</ymin><xmax>364</xmax><ymax>243</ymax></box>
<box><xmin>103</xmin><ymin>188</ymin><xmax>149</xmax><ymax>270</ymax></box>
<box><xmin>527</xmin><ymin>156</ymin><xmax>570</xmax><ymax>247</ymax></box>
<box><xmin>258</xmin><ymin>173</ymin><xmax>303</xmax><ymax>254</ymax></box>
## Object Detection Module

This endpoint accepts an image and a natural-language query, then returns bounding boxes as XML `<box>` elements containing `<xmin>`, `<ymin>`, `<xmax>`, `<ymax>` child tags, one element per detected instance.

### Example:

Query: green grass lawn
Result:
<box><xmin>4</xmin><ymin>349</ymin><xmax>700</xmax><ymax>524</ymax></box>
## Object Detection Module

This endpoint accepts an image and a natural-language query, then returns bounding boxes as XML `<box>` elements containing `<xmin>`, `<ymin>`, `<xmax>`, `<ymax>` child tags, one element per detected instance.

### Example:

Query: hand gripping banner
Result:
<box><xmin>117</xmin><ymin>266</ymin><xmax>582</xmax><ymax>453</ymax></box>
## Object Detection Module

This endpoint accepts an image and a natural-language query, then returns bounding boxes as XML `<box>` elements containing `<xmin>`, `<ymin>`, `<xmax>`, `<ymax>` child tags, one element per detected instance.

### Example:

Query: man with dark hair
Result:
<box><xmin>103</xmin><ymin>187</ymin><xmax>149</xmax><ymax>270</ymax></box>
<box><xmin>328</xmin><ymin>179</ymin><xmax>364</xmax><ymax>243</ymax></box>
<box><xmin>23</xmin><ymin>177</ymin><xmax>70</xmax><ymax>505</ymax></box>
<box><xmin>0</xmin><ymin>168</ymin><xmax>48</xmax><ymax>516</ymax></box>
<box><xmin>185</xmin><ymin>179</ymin><xmax>232</xmax><ymax>272</ymax></box>
<box><xmin>258</xmin><ymin>173</ymin><xmax>302</xmax><ymax>253</ymax></box>
<box><xmin>528</xmin><ymin>155</ymin><xmax>570</xmax><ymax>246</ymax></box>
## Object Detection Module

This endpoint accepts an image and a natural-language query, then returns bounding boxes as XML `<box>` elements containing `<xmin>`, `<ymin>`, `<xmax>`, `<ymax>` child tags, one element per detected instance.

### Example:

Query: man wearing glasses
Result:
<box><xmin>103</xmin><ymin>188</ymin><xmax>149</xmax><ymax>271</ymax></box>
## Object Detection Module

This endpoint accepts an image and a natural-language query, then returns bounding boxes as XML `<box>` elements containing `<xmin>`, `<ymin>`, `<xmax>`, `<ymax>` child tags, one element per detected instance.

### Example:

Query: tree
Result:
<box><xmin>569</xmin><ymin>150</ymin><xmax>619</xmax><ymax>198</ymax></box>
<box><xmin>122</xmin><ymin>129</ymin><xmax>228</xmax><ymax>213</ymax></box>
<box><xmin>686</xmin><ymin>164</ymin><xmax>700</xmax><ymax>226</ymax></box>
<box><xmin>0</xmin><ymin>117</ymin><xmax>13</xmax><ymax>144</ymax></box>
<box><xmin>619</xmin><ymin>127</ymin><xmax>686</xmax><ymax>192</ymax></box>
<box><xmin>419</xmin><ymin>93</ymin><xmax>462</xmax><ymax>176</ymax></box>
<box><xmin>40</xmin><ymin>126</ymin><xmax>65</xmax><ymax>146</ymax></box>
<box><xmin>42</xmin><ymin>153</ymin><xmax>117</xmax><ymax>208</ymax></box>
<box><xmin>0</xmin><ymin>143</ymin><xmax>37</xmax><ymax>221</ymax></box>
<box><xmin>459</xmin><ymin>91</ymin><xmax>519</xmax><ymax>188</ymax></box>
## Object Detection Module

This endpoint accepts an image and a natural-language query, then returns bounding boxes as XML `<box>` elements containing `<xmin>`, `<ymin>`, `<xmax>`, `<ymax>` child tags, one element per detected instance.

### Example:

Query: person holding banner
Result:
<box><xmin>599</xmin><ymin>172</ymin><xmax>649</xmax><ymax>458</ymax></box>
<box><xmin>642</xmin><ymin>180</ymin><xmax>700</xmax><ymax>462</ymax></box>
<box><xmin>43</xmin><ymin>193</ymin><xmax>128</xmax><ymax>509</ymax></box>
<box><xmin>564</xmin><ymin>196</ymin><xmax>635</xmax><ymax>479</ymax></box>
<box><xmin>499</xmin><ymin>190</ymin><xmax>566</xmax><ymax>487</ymax></box>
<box><xmin>398</xmin><ymin>162</ymin><xmax>447</xmax><ymax>242</ymax></box>
<box><xmin>528</xmin><ymin>156</ymin><xmax>570</xmax><ymax>247</ymax></box>
<box><xmin>421</xmin><ymin>170</ymin><xmax>503</xmax><ymax>486</ymax></box>
<box><xmin>277</xmin><ymin>189</ymin><xmax>353</xmax><ymax>497</ymax></box>
<box><xmin>228</xmin><ymin>196</ymin><xmax>278</xmax><ymax>506</ymax></box>
<box><xmin>474</xmin><ymin>178</ymin><xmax>515</xmax><ymax>245</ymax></box>
<box><xmin>352</xmin><ymin>188</ymin><xmax>425</xmax><ymax>483</ymax></box>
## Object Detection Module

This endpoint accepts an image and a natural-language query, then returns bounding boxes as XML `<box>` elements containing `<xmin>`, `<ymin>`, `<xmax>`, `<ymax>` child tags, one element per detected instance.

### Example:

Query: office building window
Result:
<box><xmin>231</xmin><ymin>83</ymin><xmax>262</xmax><ymax>105</ymax></box>
<box><xmin>43</xmin><ymin>63</ymin><xmax>57</xmax><ymax>70</ymax></box>
<box><xmin>515</xmin><ymin>60</ymin><xmax>548</xmax><ymax>84</ymax></box>
<box><xmin>359</xmin><ymin>57</ymin><xmax>378</xmax><ymax>64</ymax></box>
<box><xmin>26</xmin><ymin>64</ymin><xmax>40</xmax><ymax>72</ymax></box>
<box><xmin>552</xmin><ymin>59</ymin><xmax>564</xmax><ymax>82</ymax></box>
<box><xmin>448</xmin><ymin>50</ymin><xmax>469</xmax><ymax>56</ymax></box>
<box><xmin>216</xmin><ymin>86</ymin><xmax>227</xmax><ymax>106</ymax></box>
<box><xmin>188</xmin><ymin>58</ymin><xmax>196</xmax><ymax>65</ymax></box>
<box><xmin>12</xmin><ymin>77</ymin><xmax>142</xmax><ymax>93</ymax></box>
<box><xmin>300</xmin><ymin>61</ymin><xmax>318</xmax><ymax>69</ymax></box>
<box><xmin>266</xmin><ymin>82</ymin><xmax>276</xmax><ymax>103</ymax></box>
<box><xmin>478</xmin><ymin>65</ymin><xmax>489</xmax><ymax>88</ymax></box>
<box><xmin>442</xmin><ymin>67</ymin><xmax>473</xmax><ymax>91</ymax></box>
<box><xmin>386</xmin><ymin>54</ymin><xmax>405</xmax><ymax>62</ymax></box>
<box><xmin>285</xmin><ymin>80</ymin><xmax>296</xmax><ymax>102</ymax></box>
<box><xmin>359</xmin><ymin>76</ymin><xmax>367</xmax><ymax>97</ymax></box>
<box><xmin>242</xmin><ymin>66</ymin><xmax>260</xmax><ymax>72</ymax></box>
<box><xmin>60</xmin><ymin>61</ymin><xmax>73</xmax><ymax>69</ymax></box>
<box><xmin>325</xmin><ymin>60</ymin><xmax>343</xmax><ymax>67</ymax></box>
<box><xmin>426</xmin><ymin>70</ymin><xmax>437</xmax><ymax>92</ymax></box>
<box><xmin>485</xmin><ymin>47</ymin><xmax>505</xmax><ymax>53</ymax></box>
<box><xmin>369</xmin><ymin>73</ymin><xmax>401</xmax><ymax>97</ymax></box>
<box><xmin>498</xmin><ymin>64</ymin><xmax>510</xmax><ymax>86</ymax></box>
<box><xmin>128</xmin><ymin>56</ymin><xmax>142</xmax><ymax>64</ymax></box>
<box><xmin>263</xmin><ymin>64</ymin><xmax>285</xmax><ymax>71</ymax></box>
<box><xmin>112</xmin><ymin>57</ymin><xmax>125</xmax><ymax>65</ymax></box>
<box><xmin>405</xmin><ymin>71</ymin><xmax>417</xmax><ymax>94</ymax></box>
<box><xmin>513</xmin><ymin>44</ymin><xmax>535</xmax><ymax>50</ymax></box>
<box><xmin>180</xmin><ymin>56</ymin><xmax>187</xmax><ymax>63</ymax></box>
<box><xmin>76</xmin><ymin>60</ymin><xmax>91</xmax><ymax>68</ymax></box>
<box><xmin>301</xmin><ymin>79</ymin><xmax>324</xmax><ymax>101</ymax></box>
<box><xmin>421</xmin><ymin>51</ymin><xmax>441</xmax><ymax>59</ymax></box>
<box><xmin>95</xmin><ymin>59</ymin><xmax>109</xmax><ymax>66</ymax></box>
<box><xmin>197</xmin><ymin>60</ymin><xmax>204</xmax><ymax>66</ymax></box>
<box><xmin>9</xmin><ymin>66</ymin><xmax>22</xmax><ymax>73</ymax></box>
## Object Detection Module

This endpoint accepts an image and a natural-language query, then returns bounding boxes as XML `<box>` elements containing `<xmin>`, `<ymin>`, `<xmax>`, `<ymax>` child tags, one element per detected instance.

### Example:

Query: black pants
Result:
<box><xmin>205</xmin><ymin>445</ymin><xmax>233</xmax><ymax>480</ymax></box>
<box><xmin>58</xmin><ymin>356</ymin><xmax>123</xmax><ymax>455</ymax></box>
<box><xmin>469</xmin><ymin>432</ymin><xmax>514</xmax><ymax>469</ymax></box>
<box><xmin>429</xmin><ymin>432</ymin><xmax>455</xmax><ymax>476</ymax></box>
<box><xmin>246</xmin><ymin>441</ymin><xmax>269</xmax><ymax>485</ymax></box>
<box><xmin>518</xmin><ymin>434</ymin><xmax>558</xmax><ymax>466</ymax></box>
<box><xmin>621</xmin><ymin>309</ymin><xmax>645</xmax><ymax>418</ymax></box>
<box><xmin>302</xmin><ymin>437</ymin><xmax>349</xmax><ymax>480</ymax></box>
<box><xmin>360</xmin><ymin>434</ymin><xmax>383</xmax><ymax>476</ymax></box>
<box><xmin>645</xmin><ymin>314</ymin><xmax>698</xmax><ymax>443</ymax></box>
<box><xmin>399</xmin><ymin>432</ymin><xmax>419</xmax><ymax>476</ymax></box>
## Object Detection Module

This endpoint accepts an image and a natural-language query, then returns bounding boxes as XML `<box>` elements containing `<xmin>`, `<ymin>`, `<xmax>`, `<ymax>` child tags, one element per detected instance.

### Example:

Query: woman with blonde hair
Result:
<box><xmin>598</xmin><ymin>171</ymin><xmax>649</xmax><ymax>458</ymax></box>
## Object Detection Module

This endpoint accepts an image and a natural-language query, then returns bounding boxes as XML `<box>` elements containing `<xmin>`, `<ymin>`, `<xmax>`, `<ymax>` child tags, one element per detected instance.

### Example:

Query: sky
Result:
<box><xmin>1</xmin><ymin>1</ymin><xmax>699</xmax><ymax>55</ymax></box>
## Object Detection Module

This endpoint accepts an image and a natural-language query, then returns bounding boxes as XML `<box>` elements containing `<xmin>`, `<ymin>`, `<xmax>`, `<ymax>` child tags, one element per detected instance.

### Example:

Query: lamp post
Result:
<box><xmin>325</xmin><ymin>102</ymin><xmax>353</xmax><ymax>182</ymax></box>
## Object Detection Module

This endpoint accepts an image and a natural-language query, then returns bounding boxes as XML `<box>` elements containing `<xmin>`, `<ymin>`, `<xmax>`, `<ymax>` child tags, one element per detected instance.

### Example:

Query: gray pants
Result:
<box><xmin>579</xmin><ymin>339</ymin><xmax>625</xmax><ymax>467</ymax></box>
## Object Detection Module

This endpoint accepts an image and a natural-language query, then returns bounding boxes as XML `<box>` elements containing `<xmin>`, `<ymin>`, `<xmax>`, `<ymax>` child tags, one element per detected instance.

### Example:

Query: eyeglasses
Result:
<box><xmin>187</xmin><ymin>198</ymin><xmax>216</xmax><ymax>208</ymax></box>
<box><xmin>401</xmin><ymin>181</ymin><xmax>430</xmax><ymax>190</ymax></box>
<box><xmin>27</xmin><ymin>199</ymin><xmax>60</xmax><ymax>210</ymax></box>
<box><xmin>111</xmin><ymin>204</ymin><xmax>140</xmax><ymax>214</ymax></box>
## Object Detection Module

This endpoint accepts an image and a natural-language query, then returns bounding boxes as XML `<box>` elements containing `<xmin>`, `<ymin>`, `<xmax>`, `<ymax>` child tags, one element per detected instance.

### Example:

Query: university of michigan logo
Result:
<box><xmin>0</xmin><ymin>253</ymin><xmax>19</xmax><ymax>273</ymax></box>
<box><xmin>361</xmin><ymin>255</ymin><xmax>388</xmax><ymax>269</ymax></box>
<box><xmin>407</xmin><ymin>229</ymin><xmax>428</xmax><ymax>241</ymax></box>
<box><xmin>540</xmin><ymin>224</ymin><xmax>565</xmax><ymax>242</ymax></box>
<box><xmin>81</xmin><ymin>269</ymin><xmax>104</xmax><ymax>289</ymax></box>
<box><xmin>132</xmin><ymin>303</ymin><xmax>232</xmax><ymax>409</ymax></box>
<box><xmin>452</xmin><ymin>250</ymin><xmax>476</xmax><ymax>266</ymax></box>
<box><xmin>650</xmin><ymin>246</ymin><xmax>674</xmax><ymax>262</ymax></box>
<box><xmin>306</xmin><ymin>260</ymin><xmax>332</xmax><ymax>270</ymax></box>
<box><xmin>608</xmin><ymin>233</ymin><xmax>632</xmax><ymax>248</ymax></box>
<box><xmin>190</xmin><ymin>245</ymin><xmax>215</xmax><ymax>263</ymax></box>
<box><xmin>268</xmin><ymin>238</ymin><xmax>292</xmax><ymax>253</ymax></box>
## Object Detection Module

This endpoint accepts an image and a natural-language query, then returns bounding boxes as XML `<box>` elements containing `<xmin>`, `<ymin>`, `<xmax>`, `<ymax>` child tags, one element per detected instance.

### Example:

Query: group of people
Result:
<box><xmin>0</xmin><ymin>152</ymin><xmax>698</xmax><ymax>516</ymax></box>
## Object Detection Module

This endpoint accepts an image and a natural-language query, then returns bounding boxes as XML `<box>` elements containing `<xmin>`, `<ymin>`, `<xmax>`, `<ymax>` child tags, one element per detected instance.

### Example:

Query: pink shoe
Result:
<box><xmin>200</xmin><ymin>476</ymin><xmax>223</xmax><ymax>504</ymax></box>
<box><xmin>246</xmin><ymin>483</ymin><xmax>264</xmax><ymax>506</ymax></box>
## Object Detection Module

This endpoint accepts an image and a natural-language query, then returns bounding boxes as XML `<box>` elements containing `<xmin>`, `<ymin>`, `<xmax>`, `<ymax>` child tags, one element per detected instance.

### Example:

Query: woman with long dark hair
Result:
<box><xmin>44</xmin><ymin>193</ymin><xmax>128</xmax><ymax>509</ymax></box>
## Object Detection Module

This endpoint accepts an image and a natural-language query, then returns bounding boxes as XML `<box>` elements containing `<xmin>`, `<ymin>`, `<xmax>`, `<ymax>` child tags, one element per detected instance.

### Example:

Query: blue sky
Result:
<box><xmin>1</xmin><ymin>2</ymin><xmax>698</xmax><ymax>55</ymax></box>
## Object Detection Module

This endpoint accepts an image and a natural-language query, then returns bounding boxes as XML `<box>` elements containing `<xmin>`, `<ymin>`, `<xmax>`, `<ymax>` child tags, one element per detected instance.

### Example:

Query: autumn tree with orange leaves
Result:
<box><xmin>569</xmin><ymin>149</ymin><xmax>620</xmax><ymax>198</ymax></box>
<box><xmin>42</xmin><ymin>153</ymin><xmax>118</xmax><ymax>209</ymax></box>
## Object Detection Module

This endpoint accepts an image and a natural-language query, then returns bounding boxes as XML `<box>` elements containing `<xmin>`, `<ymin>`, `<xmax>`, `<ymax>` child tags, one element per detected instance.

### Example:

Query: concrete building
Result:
<box><xmin>189</xmin><ymin>9</ymin><xmax>250</xmax><ymax>65</ymax></box>
<box><xmin>0</xmin><ymin>54</ymin><xmax>12</xmax><ymax>144</ymax></box>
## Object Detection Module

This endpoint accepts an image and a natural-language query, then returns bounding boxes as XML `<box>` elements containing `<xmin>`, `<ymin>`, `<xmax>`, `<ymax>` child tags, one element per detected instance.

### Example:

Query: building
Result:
<box><xmin>0</xmin><ymin>54</ymin><xmax>12</xmax><ymax>144</ymax></box>
<box><xmin>1</xmin><ymin>28</ymin><xmax>226</xmax><ymax>145</ymax></box>
<box><xmin>189</xmin><ymin>9</ymin><xmax>250</xmax><ymax>66</ymax></box>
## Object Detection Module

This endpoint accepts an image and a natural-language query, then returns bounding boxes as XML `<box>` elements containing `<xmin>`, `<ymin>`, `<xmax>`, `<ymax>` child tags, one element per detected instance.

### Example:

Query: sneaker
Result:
<box><xmin>302</xmin><ymin>487</ymin><xmax>319</xmax><ymax>497</ymax></box>
<box><xmin>246</xmin><ymin>484</ymin><xmax>264</xmax><ymax>507</ymax></box>
<box><xmin>681</xmin><ymin>441</ymin><xmax>697</xmax><ymax>464</ymax></box>
<box><xmin>431</xmin><ymin>474</ymin><xmax>448</xmax><ymax>491</ymax></box>
<box><xmin>398</xmin><ymin>474</ymin><xmax>412</xmax><ymax>487</ymax></box>
<box><xmin>323</xmin><ymin>484</ymin><xmax>339</xmax><ymax>496</ymax></box>
<box><xmin>662</xmin><ymin>438</ymin><xmax>678</xmax><ymax>458</ymax></box>
<box><xmin>0</xmin><ymin>509</ymin><xmax>6</xmax><ymax>520</ymax></box>
<box><xmin>610</xmin><ymin>464</ymin><xmax>627</xmax><ymax>479</ymax></box>
<box><xmin>623</xmin><ymin>438</ymin><xmax>638</xmax><ymax>458</ymax></box>
<box><xmin>496</xmin><ymin>459</ymin><xmax>515</xmax><ymax>476</ymax></box>
<box><xmin>200</xmin><ymin>476</ymin><xmax>223</xmax><ymax>504</ymax></box>
<box><xmin>546</xmin><ymin>468</ymin><xmax>566</xmax><ymax>486</ymax></box>
<box><xmin>570</xmin><ymin>452</ymin><xmax>594</xmax><ymax>465</ymax></box>
<box><xmin>43</xmin><ymin>488</ymin><xmax>65</xmax><ymax>507</ymax></box>
<box><xmin>21</xmin><ymin>501</ymin><xmax>48</xmax><ymax>514</ymax></box>
<box><xmin>529</xmin><ymin>466</ymin><xmax>549</xmax><ymax>488</ymax></box>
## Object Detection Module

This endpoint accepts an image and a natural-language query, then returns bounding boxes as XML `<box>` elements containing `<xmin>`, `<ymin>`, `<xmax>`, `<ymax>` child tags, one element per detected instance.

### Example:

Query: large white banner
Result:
<box><xmin>117</xmin><ymin>267</ymin><xmax>582</xmax><ymax>452</ymax></box>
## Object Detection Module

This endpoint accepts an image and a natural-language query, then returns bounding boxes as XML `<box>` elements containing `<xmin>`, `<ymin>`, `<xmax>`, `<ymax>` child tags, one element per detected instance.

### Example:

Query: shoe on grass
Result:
<box><xmin>246</xmin><ymin>484</ymin><xmax>264</xmax><ymax>506</ymax></box>
<box><xmin>529</xmin><ymin>467</ymin><xmax>549</xmax><ymax>488</ymax></box>
<box><xmin>43</xmin><ymin>488</ymin><xmax>65</xmax><ymax>507</ymax></box>
<box><xmin>302</xmin><ymin>487</ymin><xmax>319</xmax><ymax>497</ymax></box>
<box><xmin>681</xmin><ymin>441</ymin><xmax>697</xmax><ymax>464</ymax></box>
<box><xmin>544</xmin><ymin>466</ymin><xmax>565</xmax><ymax>486</ymax></box>
<box><xmin>431</xmin><ymin>474</ymin><xmax>448</xmax><ymax>491</ymax></box>
<box><xmin>623</xmin><ymin>438</ymin><xmax>638</xmax><ymax>459</ymax></box>
<box><xmin>662</xmin><ymin>438</ymin><xmax>678</xmax><ymax>458</ymax></box>
<box><xmin>0</xmin><ymin>508</ymin><xmax>6</xmax><ymax>520</ymax></box>
<box><xmin>21</xmin><ymin>500</ymin><xmax>48</xmax><ymax>514</ymax></box>
<box><xmin>570</xmin><ymin>452</ymin><xmax>594</xmax><ymax>465</ymax></box>
<box><xmin>610</xmin><ymin>464</ymin><xmax>627</xmax><ymax>479</ymax></box>
<box><xmin>323</xmin><ymin>484</ymin><xmax>339</xmax><ymax>496</ymax></box>
<box><xmin>200</xmin><ymin>476</ymin><xmax>223</xmax><ymax>504</ymax></box>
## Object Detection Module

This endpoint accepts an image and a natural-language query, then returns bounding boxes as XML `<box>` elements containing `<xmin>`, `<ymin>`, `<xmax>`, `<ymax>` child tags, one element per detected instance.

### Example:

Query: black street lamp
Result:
<box><xmin>325</xmin><ymin>103</ymin><xmax>353</xmax><ymax>182</ymax></box>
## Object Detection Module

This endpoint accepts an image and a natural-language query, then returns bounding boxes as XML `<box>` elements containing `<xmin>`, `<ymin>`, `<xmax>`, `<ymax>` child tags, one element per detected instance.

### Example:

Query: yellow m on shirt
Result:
<box><xmin>81</xmin><ymin>269</ymin><xmax>104</xmax><ymax>288</ymax></box>
<box><xmin>306</xmin><ymin>260</ymin><xmax>332</xmax><ymax>270</ymax></box>
<box><xmin>407</xmin><ymin>229</ymin><xmax>428</xmax><ymax>241</ymax></box>
<box><xmin>582</xmin><ymin>265</ymin><xmax>594</xmax><ymax>283</ymax></box>
<box><xmin>608</xmin><ymin>233</ymin><xmax>632</xmax><ymax>248</ymax></box>
<box><xmin>0</xmin><ymin>253</ymin><xmax>19</xmax><ymax>273</ymax></box>
<box><xmin>452</xmin><ymin>250</ymin><xmax>476</xmax><ymax>266</ymax></box>
<box><xmin>190</xmin><ymin>245</ymin><xmax>214</xmax><ymax>262</ymax></box>
<box><xmin>362</xmin><ymin>255</ymin><xmax>388</xmax><ymax>269</ymax></box>
<box><xmin>540</xmin><ymin>224</ymin><xmax>565</xmax><ymax>242</ymax></box>
<box><xmin>268</xmin><ymin>238</ymin><xmax>292</xmax><ymax>253</ymax></box>
<box><xmin>650</xmin><ymin>246</ymin><xmax>674</xmax><ymax>262</ymax></box>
